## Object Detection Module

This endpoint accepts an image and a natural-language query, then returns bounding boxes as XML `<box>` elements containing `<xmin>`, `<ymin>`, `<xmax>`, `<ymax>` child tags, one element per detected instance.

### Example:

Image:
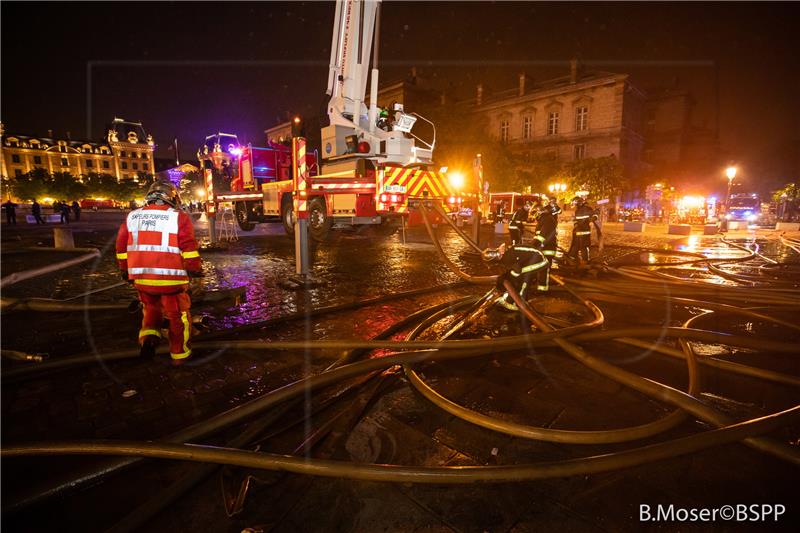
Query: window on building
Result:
<box><xmin>12</xmin><ymin>154</ymin><xmax>20</xmax><ymax>163</ymax></box>
<box><xmin>500</xmin><ymin>120</ymin><xmax>510</xmax><ymax>143</ymax></box>
<box><xmin>575</xmin><ymin>106</ymin><xmax>588</xmax><ymax>131</ymax></box>
<box><xmin>121</xmin><ymin>162</ymin><xmax>128</xmax><ymax>169</ymax></box>
<box><xmin>61</xmin><ymin>157</ymin><xmax>69</xmax><ymax>166</ymax></box>
<box><xmin>86</xmin><ymin>160</ymin><xmax>94</xmax><ymax>168</ymax></box>
<box><xmin>120</xmin><ymin>151</ymin><xmax>126</xmax><ymax>157</ymax></box>
<box><xmin>143</xmin><ymin>163</ymin><xmax>149</xmax><ymax>171</ymax></box>
<box><xmin>573</xmin><ymin>144</ymin><xmax>586</xmax><ymax>160</ymax></box>
<box><xmin>34</xmin><ymin>156</ymin><xmax>42</xmax><ymax>165</ymax></box>
<box><xmin>522</xmin><ymin>115</ymin><xmax>533</xmax><ymax>139</ymax></box>
<box><xmin>547</xmin><ymin>112</ymin><xmax>559</xmax><ymax>135</ymax></box>
<box><xmin>132</xmin><ymin>162</ymin><xmax>138</xmax><ymax>170</ymax></box>
<box><xmin>103</xmin><ymin>161</ymin><xmax>110</xmax><ymax>169</ymax></box>
<box><xmin>14</xmin><ymin>169</ymin><xmax>22</xmax><ymax>177</ymax></box>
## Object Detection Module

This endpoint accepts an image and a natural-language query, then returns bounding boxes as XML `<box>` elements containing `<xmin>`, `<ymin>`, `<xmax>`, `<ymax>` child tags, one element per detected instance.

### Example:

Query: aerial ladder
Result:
<box><xmin>199</xmin><ymin>0</ymin><xmax>459</xmax><ymax>242</ymax></box>
<box><xmin>323</xmin><ymin>0</ymin><xmax>434</xmax><ymax>166</ymax></box>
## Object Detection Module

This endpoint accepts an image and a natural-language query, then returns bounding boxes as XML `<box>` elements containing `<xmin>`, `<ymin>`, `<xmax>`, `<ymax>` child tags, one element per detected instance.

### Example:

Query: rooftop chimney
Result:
<box><xmin>518</xmin><ymin>72</ymin><xmax>533</xmax><ymax>96</ymax></box>
<box><xmin>476</xmin><ymin>83</ymin><xmax>484</xmax><ymax>106</ymax></box>
<box><xmin>570</xmin><ymin>58</ymin><xmax>579</xmax><ymax>84</ymax></box>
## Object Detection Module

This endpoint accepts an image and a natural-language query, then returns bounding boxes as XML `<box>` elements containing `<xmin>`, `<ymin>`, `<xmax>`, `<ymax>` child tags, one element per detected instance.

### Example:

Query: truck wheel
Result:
<box><xmin>281</xmin><ymin>198</ymin><xmax>294</xmax><ymax>235</ymax></box>
<box><xmin>235</xmin><ymin>202</ymin><xmax>256</xmax><ymax>231</ymax></box>
<box><xmin>308</xmin><ymin>197</ymin><xmax>332</xmax><ymax>241</ymax></box>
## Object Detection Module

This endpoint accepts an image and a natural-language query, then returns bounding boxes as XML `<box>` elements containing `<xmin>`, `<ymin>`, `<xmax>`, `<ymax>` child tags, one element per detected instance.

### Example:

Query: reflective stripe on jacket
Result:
<box><xmin>116</xmin><ymin>204</ymin><xmax>201</xmax><ymax>288</ymax></box>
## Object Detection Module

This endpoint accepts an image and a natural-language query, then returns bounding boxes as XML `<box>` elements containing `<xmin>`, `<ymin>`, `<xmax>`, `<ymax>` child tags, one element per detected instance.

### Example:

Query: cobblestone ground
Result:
<box><xmin>1</xmin><ymin>213</ymin><xmax>798</xmax><ymax>532</ymax></box>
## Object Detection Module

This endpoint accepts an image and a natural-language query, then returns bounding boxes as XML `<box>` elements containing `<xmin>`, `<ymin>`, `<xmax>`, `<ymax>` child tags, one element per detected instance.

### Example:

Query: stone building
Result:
<box><xmin>471</xmin><ymin>61</ymin><xmax>647</xmax><ymax>182</ymax></box>
<box><xmin>642</xmin><ymin>86</ymin><xmax>719</xmax><ymax>188</ymax></box>
<box><xmin>1</xmin><ymin>117</ymin><xmax>156</xmax><ymax>181</ymax></box>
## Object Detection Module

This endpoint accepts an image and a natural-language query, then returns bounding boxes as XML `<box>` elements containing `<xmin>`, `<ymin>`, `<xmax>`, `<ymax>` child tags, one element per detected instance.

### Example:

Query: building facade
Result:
<box><xmin>471</xmin><ymin>61</ymin><xmax>647</xmax><ymax>182</ymax></box>
<box><xmin>1</xmin><ymin>118</ymin><xmax>156</xmax><ymax>181</ymax></box>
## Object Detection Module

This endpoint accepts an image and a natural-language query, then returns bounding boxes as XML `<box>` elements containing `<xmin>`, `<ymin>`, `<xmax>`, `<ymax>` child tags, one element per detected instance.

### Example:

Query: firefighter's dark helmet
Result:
<box><xmin>146</xmin><ymin>181</ymin><xmax>181</xmax><ymax>207</ymax></box>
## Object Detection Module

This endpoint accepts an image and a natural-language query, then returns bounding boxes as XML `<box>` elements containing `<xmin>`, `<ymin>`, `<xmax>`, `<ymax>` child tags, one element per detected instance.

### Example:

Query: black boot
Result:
<box><xmin>139</xmin><ymin>336</ymin><xmax>159</xmax><ymax>358</ymax></box>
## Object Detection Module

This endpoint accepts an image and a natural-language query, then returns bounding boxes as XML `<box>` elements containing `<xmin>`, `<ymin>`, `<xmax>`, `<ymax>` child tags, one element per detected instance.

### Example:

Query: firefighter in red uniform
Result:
<box><xmin>116</xmin><ymin>181</ymin><xmax>202</xmax><ymax>363</ymax></box>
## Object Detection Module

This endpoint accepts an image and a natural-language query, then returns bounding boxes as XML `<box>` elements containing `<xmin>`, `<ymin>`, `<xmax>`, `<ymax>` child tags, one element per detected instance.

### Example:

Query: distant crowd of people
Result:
<box><xmin>1</xmin><ymin>199</ymin><xmax>82</xmax><ymax>225</ymax></box>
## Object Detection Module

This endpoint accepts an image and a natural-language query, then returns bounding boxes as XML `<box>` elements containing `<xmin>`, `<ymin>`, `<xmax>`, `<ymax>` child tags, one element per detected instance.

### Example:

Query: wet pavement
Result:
<box><xmin>1</xmin><ymin>212</ymin><xmax>799</xmax><ymax>532</ymax></box>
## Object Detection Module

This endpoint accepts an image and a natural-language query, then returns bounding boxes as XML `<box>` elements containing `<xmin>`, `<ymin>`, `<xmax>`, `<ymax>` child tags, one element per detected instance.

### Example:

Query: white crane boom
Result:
<box><xmin>322</xmin><ymin>0</ymin><xmax>434</xmax><ymax>166</ymax></box>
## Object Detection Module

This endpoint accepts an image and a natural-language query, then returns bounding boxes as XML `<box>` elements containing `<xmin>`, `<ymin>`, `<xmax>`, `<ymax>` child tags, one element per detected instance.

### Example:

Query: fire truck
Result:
<box><xmin>199</xmin><ymin>0</ymin><xmax>457</xmax><ymax>241</ymax></box>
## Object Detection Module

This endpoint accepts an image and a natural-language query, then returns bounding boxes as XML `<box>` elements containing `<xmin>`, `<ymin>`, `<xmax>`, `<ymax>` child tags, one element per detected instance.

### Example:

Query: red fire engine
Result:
<box><xmin>199</xmin><ymin>0</ymin><xmax>458</xmax><ymax>241</ymax></box>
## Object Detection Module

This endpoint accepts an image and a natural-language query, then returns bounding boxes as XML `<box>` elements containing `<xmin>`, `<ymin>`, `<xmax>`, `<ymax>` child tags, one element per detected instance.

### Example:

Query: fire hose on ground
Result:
<box><xmin>2</xmin><ymin>208</ymin><xmax>798</xmax><ymax>514</ymax></box>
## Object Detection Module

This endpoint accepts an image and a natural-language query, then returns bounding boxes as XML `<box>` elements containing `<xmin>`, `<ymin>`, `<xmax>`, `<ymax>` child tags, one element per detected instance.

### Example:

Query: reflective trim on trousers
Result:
<box><xmin>536</xmin><ymin>284</ymin><xmax>549</xmax><ymax>291</ymax></box>
<box><xmin>575</xmin><ymin>231</ymin><xmax>591</xmax><ymax>235</ymax></box>
<box><xmin>138</xmin><ymin>328</ymin><xmax>162</xmax><ymax>339</ymax></box>
<box><xmin>510</xmin><ymin>270</ymin><xmax>521</xmax><ymax>277</ymax></box>
<box><xmin>129</xmin><ymin>267</ymin><xmax>188</xmax><ymax>276</ymax></box>
<box><xmin>534</xmin><ymin>235</ymin><xmax>546</xmax><ymax>242</ymax></box>
<box><xmin>542</xmin><ymin>249</ymin><xmax>557</xmax><ymax>256</ymax></box>
<box><xmin>495</xmin><ymin>294</ymin><xmax>518</xmax><ymax>311</ymax></box>
<box><xmin>180</xmin><ymin>311</ymin><xmax>191</xmax><ymax>356</ymax></box>
<box><xmin>521</xmin><ymin>259</ymin><xmax>549</xmax><ymax>273</ymax></box>
<box><xmin>575</xmin><ymin>215</ymin><xmax>590</xmax><ymax>219</ymax></box>
<box><xmin>171</xmin><ymin>349</ymin><xmax>191</xmax><ymax>360</ymax></box>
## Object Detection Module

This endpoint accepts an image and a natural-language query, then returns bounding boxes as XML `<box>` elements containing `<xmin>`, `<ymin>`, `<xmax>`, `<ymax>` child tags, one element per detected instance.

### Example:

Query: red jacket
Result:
<box><xmin>116</xmin><ymin>204</ymin><xmax>201</xmax><ymax>292</ymax></box>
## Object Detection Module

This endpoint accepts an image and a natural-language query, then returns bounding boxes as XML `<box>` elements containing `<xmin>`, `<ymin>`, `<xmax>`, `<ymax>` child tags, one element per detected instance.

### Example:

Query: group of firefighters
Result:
<box><xmin>116</xmin><ymin>181</ymin><xmax>601</xmax><ymax>362</ymax></box>
<box><xmin>483</xmin><ymin>195</ymin><xmax>601</xmax><ymax>311</ymax></box>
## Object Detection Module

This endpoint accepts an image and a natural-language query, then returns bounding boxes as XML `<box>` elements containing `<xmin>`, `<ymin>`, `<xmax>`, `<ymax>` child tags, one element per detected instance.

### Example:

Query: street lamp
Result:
<box><xmin>548</xmin><ymin>182</ymin><xmax>567</xmax><ymax>196</ymax></box>
<box><xmin>725</xmin><ymin>166</ymin><xmax>737</xmax><ymax>206</ymax></box>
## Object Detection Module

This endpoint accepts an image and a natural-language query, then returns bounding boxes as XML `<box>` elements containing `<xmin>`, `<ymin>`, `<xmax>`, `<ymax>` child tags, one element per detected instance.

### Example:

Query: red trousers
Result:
<box><xmin>137</xmin><ymin>290</ymin><xmax>192</xmax><ymax>360</ymax></box>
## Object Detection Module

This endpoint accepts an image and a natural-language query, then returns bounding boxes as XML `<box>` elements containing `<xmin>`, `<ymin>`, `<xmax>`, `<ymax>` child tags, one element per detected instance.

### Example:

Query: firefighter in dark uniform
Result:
<box><xmin>567</xmin><ymin>196</ymin><xmax>601</xmax><ymax>264</ymax></box>
<box><xmin>482</xmin><ymin>241</ymin><xmax>550</xmax><ymax>311</ymax></box>
<box><xmin>532</xmin><ymin>204</ymin><xmax>559</xmax><ymax>290</ymax></box>
<box><xmin>508</xmin><ymin>199</ymin><xmax>533</xmax><ymax>246</ymax></box>
<box><xmin>548</xmin><ymin>196</ymin><xmax>562</xmax><ymax>218</ymax></box>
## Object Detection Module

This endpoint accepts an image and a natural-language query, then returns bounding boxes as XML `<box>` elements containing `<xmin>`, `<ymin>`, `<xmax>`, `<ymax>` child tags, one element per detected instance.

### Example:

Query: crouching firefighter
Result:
<box><xmin>116</xmin><ymin>181</ymin><xmax>202</xmax><ymax>363</ymax></box>
<box><xmin>482</xmin><ymin>241</ymin><xmax>550</xmax><ymax>311</ymax></box>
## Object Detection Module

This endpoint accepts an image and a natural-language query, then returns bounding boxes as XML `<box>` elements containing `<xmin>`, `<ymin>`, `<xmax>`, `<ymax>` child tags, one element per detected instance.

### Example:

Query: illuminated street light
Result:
<box><xmin>725</xmin><ymin>165</ymin><xmax>737</xmax><ymax>209</ymax></box>
<box><xmin>448</xmin><ymin>171</ymin><xmax>465</xmax><ymax>190</ymax></box>
<box><xmin>548</xmin><ymin>182</ymin><xmax>567</xmax><ymax>194</ymax></box>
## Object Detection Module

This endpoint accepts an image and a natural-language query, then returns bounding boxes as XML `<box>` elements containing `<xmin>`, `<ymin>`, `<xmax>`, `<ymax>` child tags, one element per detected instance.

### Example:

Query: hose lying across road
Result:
<box><xmin>2</xmin><ymin>210</ymin><xmax>799</xmax><ymax>518</ymax></box>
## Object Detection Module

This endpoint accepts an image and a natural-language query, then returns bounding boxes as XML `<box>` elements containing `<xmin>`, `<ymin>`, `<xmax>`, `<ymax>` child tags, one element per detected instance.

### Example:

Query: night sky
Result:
<box><xmin>2</xmin><ymin>1</ymin><xmax>798</xmax><ymax>192</ymax></box>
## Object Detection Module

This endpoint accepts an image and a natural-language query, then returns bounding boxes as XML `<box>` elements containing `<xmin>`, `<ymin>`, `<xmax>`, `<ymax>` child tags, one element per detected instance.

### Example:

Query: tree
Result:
<box><xmin>114</xmin><ymin>178</ymin><xmax>143</xmax><ymax>202</ymax></box>
<box><xmin>48</xmin><ymin>172</ymin><xmax>87</xmax><ymax>201</ymax></box>
<box><xmin>560</xmin><ymin>156</ymin><xmax>626</xmax><ymax>201</ymax></box>
<box><xmin>772</xmin><ymin>183</ymin><xmax>799</xmax><ymax>202</ymax></box>
<box><xmin>11</xmin><ymin>168</ymin><xmax>51</xmax><ymax>201</ymax></box>
<box><xmin>427</xmin><ymin>105</ymin><xmax>518</xmax><ymax>193</ymax></box>
<box><xmin>83</xmin><ymin>172</ymin><xmax>119</xmax><ymax>199</ymax></box>
<box><xmin>179</xmin><ymin>170</ymin><xmax>203</xmax><ymax>199</ymax></box>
